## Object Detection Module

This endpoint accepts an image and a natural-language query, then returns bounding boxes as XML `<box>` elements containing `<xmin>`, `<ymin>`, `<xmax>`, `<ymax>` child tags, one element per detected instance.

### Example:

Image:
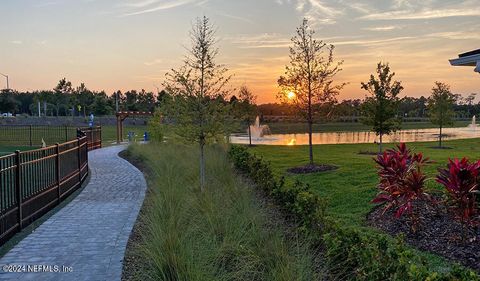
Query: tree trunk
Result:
<box><xmin>439</xmin><ymin>125</ymin><xmax>443</xmax><ymax>148</ymax></box>
<box><xmin>308</xmin><ymin>120</ymin><xmax>313</xmax><ymax>165</ymax></box>
<box><xmin>379</xmin><ymin>133</ymin><xmax>383</xmax><ymax>154</ymax></box>
<box><xmin>199</xmin><ymin>140</ymin><xmax>206</xmax><ymax>192</ymax></box>
<box><xmin>248</xmin><ymin>122</ymin><xmax>252</xmax><ymax>146</ymax></box>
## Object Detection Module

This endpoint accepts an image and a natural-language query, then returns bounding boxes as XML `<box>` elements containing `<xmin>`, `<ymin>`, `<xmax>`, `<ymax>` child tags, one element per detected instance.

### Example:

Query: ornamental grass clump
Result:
<box><xmin>372</xmin><ymin>143</ymin><xmax>431</xmax><ymax>230</ymax></box>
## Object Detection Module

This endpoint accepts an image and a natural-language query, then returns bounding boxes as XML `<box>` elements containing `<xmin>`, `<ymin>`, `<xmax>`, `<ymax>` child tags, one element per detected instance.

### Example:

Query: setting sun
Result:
<box><xmin>287</xmin><ymin>91</ymin><xmax>296</xmax><ymax>100</ymax></box>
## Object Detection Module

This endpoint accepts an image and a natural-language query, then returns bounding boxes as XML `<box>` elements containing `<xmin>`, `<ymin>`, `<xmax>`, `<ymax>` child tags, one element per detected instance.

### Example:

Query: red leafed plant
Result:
<box><xmin>436</xmin><ymin>158</ymin><xmax>480</xmax><ymax>227</ymax></box>
<box><xmin>372</xmin><ymin>143</ymin><xmax>430</xmax><ymax>228</ymax></box>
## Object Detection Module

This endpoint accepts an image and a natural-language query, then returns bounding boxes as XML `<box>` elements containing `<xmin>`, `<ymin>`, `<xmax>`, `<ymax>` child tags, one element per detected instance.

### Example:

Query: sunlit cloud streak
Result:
<box><xmin>362</xmin><ymin>25</ymin><xmax>402</xmax><ymax>31</ymax></box>
<box><xmin>360</xmin><ymin>7</ymin><xmax>480</xmax><ymax>20</ymax></box>
<box><xmin>120</xmin><ymin>0</ymin><xmax>206</xmax><ymax>16</ymax></box>
<box><xmin>294</xmin><ymin>0</ymin><xmax>343</xmax><ymax>25</ymax></box>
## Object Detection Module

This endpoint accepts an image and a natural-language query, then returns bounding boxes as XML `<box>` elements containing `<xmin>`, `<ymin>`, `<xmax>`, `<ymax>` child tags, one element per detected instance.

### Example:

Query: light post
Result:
<box><xmin>0</xmin><ymin>73</ymin><xmax>9</xmax><ymax>90</ymax></box>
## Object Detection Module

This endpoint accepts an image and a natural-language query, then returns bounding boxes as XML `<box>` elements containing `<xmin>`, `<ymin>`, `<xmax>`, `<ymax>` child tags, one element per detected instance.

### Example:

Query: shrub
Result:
<box><xmin>372</xmin><ymin>143</ymin><xmax>430</xmax><ymax>228</ymax></box>
<box><xmin>324</xmin><ymin>224</ymin><xmax>480</xmax><ymax>281</ymax></box>
<box><xmin>147</xmin><ymin>111</ymin><xmax>165</xmax><ymax>142</ymax></box>
<box><xmin>228</xmin><ymin>145</ymin><xmax>325</xmax><ymax>230</ymax></box>
<box><xmin>436</xmin><ymin>158</ymin><xmax>480</xmax><ymax>227</ymax></box>
<box><xmin>271</xmin><ymin>180</ymin><xmax>327</xmax><ymax>230</ymax></box>
<box><xmin>324</xmin><ymin>227</ymin><xmax>430</xmax><ymax>281</ymax></box>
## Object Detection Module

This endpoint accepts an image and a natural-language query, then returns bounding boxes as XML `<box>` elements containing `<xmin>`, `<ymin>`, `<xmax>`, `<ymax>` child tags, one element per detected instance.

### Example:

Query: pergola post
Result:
<box><xmin>116</xmin><ymin>114</ymin><xmax>122</xmax><ymax>144</ymax></box>
<box><xmin>115</xmin><ymin>111</ymin><xmax>153</xmax><ymax>144</ymax></box>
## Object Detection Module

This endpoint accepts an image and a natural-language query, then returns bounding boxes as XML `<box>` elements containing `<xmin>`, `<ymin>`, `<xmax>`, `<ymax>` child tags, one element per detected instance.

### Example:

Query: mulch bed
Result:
<box><xmin>368</xmin><ymin>198</ymin><xmax>480</xmax><ymax>271</ymax></box>
<box><xmin>287</xmin><ymin>164</ymin><xmax>338</xmax><ymax>174</ymax></box>
<box><xmin>358</xmin><ymin>151</ymin><xmax>379</xmax><ymax>156</ymax></box>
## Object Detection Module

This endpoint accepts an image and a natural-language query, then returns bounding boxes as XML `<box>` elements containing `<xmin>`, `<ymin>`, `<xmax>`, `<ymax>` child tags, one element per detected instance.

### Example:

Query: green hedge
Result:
<box><xmin>228</xmin><ymin>145</ymin><xmax>479</xmax><ymax>281</ymax></box>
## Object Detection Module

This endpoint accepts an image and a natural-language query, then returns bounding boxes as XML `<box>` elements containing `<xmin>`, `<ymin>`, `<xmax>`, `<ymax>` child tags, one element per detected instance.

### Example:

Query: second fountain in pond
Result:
<box><xmin>249</xmin><ymin>116</ymin><xmax>271</xmax><ymax>138</ymax></box>
<box><xmin>468</xmin><ymin>115</ymin><xmax>479</xmax><ymax>129</ymax></box>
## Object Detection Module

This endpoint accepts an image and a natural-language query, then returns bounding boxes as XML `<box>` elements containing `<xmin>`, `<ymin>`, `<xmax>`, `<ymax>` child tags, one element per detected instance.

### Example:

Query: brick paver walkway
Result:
<box><xmin>0</xmin><ymin>145</ymin><xmax>147</xmax><ymax>281</ymax></box>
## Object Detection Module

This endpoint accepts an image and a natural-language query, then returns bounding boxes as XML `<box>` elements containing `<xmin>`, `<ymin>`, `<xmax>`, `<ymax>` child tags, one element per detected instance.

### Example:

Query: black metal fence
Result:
<box><xmin>78</xmin><ymin>126</ymin><xmax>102</xmax><ymax>150</ymax></box>
<box><xmin>0</xmin><ymin>125</ymin><xmax>79</xmax><ymax>147</ymax></box>
<box><xmin>0</xmin><ymin>126</ymin><xmax>101</xmax><ymax>246</ymax></box>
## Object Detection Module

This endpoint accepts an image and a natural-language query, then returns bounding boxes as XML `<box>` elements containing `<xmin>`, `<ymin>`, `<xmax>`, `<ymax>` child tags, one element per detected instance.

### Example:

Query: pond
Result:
<box><xmin>230</xmin><ymin>127</ymin><xmax>480</xmax><ymax>146</ymax></box>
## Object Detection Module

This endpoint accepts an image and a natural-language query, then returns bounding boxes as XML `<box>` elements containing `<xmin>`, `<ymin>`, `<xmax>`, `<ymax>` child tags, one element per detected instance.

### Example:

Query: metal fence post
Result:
<box><xmin>65</xmin><ymin>126</ymin><xmax>68</xmax><ymax>142</ymax></box>
<box><xmin>55</xmin><ymin>143</ymin><xmax>60</xmax><ymax>202</ymax></box>
<box><xmin>98</xmin><ymin>126</ymin><xmax>102</xmax><ymax>148</ymax></box>
<box><xmin>85</xmin><ymin>137</ymin><xmax>89</xmax><ymax>168</ymax></box>
<box><xmin>29</xmin><ymin>125</ymin><xmax>32</xmax><ymax>147</ymax></box>
<box><xmin>15</xmin><ymin>151</ymin><xmax>22</xmax><ymax>230</ymax></box>
<box><xmin>77</xmin><ymin>138</ymin><xmax>81</xmax><ymax>183</ymax></box>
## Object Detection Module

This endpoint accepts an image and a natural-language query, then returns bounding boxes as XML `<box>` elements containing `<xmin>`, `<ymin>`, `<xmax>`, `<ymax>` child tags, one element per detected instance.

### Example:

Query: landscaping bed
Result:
<box><xmin>368</xmin><ymin>198</ymin><xmax>480</xmax><ymax>271</ymax></box>
<box><xmin>287</xmin><ymin>164</ymin><xmax>338</xmax><ymax>174</ymax></box>
<box><xmin>120</xmin><ymin>143</ymin><xmax>318</xmax><ymax>281</ymax></box>
<box><xmin>240</xmin><ymin>141</ymin><xmax>480</xmax><ymax>280</ymax></box>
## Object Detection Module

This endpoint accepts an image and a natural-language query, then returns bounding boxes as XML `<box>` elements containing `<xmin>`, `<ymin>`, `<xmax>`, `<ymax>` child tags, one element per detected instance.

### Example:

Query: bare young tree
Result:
<box><xmin>162</xmin><ymin>16</ymin><xmax>232</xmax><ymax>191</ymax></box>
<box><xmin>278</xmin><ymin>19</ymin><xmax>345</xmax><ymax>166</ymax></box>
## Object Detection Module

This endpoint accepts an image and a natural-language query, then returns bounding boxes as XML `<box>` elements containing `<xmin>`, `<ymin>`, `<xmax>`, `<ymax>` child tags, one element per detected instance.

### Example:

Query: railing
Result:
<box><xmin>0</xmin><ymin>127</ymin><xmax>100</xmax><ymax>246</ymax></box>
<box><xmin>78</xmin><ymin>126</ymin><xmax>102</xmax><ymax>150</ymax></box>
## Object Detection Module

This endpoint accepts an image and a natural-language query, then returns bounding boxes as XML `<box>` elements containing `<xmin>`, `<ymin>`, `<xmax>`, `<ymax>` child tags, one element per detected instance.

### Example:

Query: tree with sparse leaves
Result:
<box><xmin>162</xmin><ymin>16</ymin><xmax>232</xmax><ymax>191</ymax></box>
<box><xmin>361</xmin><ymin>62</ymin><xmax>403</xmax><ymax>153</ymax></box>
<box><xmin>427</xmin><ymin>82</ymin><xmax>456</xmax><ymax>148</ymax></box>
<box><xmin>278</xmin><ymin>18</ymin><xmax>345</xmax><ymax>166</ymax></box>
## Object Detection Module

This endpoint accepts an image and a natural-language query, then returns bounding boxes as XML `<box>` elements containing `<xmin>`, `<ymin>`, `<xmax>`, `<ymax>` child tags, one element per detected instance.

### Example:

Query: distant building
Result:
<box><xmin>449</xmin><ymin>49</ymin><xmax>480</xmax><ymax>73</ymax></box>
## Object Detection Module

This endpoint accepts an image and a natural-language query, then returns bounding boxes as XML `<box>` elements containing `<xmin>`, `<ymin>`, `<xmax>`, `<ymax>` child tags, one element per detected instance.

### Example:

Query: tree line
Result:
<box><xmin>1</xmin><ymin>79</ymin><xmax>476</xmax><ymax>121</ymax></box>
<box><xmin>0</xmin><ymin>80</ymin><xmax>173</xmax><ymax>116</ymax></box>
<box><xmin>1</xmin><ymin>78</ymin><xmax>476</xmax><ymax>121</ymax></box>
<box><xmin>257</xmin><ymin>93</ymin><xmax>478</xmax><ymax>120</ymax></box>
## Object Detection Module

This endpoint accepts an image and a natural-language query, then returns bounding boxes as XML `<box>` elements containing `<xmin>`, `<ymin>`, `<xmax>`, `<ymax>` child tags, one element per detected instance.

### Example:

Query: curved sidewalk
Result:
<box><xmin>0</xmin><ymin>145</ymin><xmax>147</xmax><ymax>281</ymax></box>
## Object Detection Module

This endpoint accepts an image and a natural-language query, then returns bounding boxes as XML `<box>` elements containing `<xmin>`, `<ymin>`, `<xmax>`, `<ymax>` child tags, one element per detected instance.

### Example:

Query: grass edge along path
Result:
<box><xmin>121</xmin><ymin>143</ymin><xmax>320</xmax><ymax>281</ymax></box>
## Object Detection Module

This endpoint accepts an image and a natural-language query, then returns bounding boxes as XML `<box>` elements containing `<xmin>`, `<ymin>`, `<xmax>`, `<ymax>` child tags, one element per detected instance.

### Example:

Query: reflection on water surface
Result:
<box><xmin>230</xmin><ymin>127</ymin><xmax>480</xmax><ymax>145</ymax></box>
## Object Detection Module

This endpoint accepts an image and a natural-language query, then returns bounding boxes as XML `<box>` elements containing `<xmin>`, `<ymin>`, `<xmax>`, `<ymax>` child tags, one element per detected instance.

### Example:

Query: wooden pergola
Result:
<box><xmin>116</xmin><ymin>111</ymin><xmax>153</xmax><ymax>144</ymax></box>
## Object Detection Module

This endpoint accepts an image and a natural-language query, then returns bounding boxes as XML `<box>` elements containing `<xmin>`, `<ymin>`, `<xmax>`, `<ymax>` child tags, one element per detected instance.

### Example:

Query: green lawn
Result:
<box><xmin>249</xmin><ymin>138</ymin><xmax>480</xmax><ymax>227</ymax></box>
<box><xmin>100</xmin><ymin>125</ymin><xmax>148</xmax><ymax>146</ymax></box>
<box><xmin>0</xmin><ymin>125</ymin><xmax>149</xmax><ymax>150</ymax></box>
<box><xmin>0</xmin><ymin>146</ymin><xmax>37</xmax><ymax>156</ymax></box>
<box><xmin>265</xmin><ymin>121</ymin><xmax>470</xmax><ymax>134</ymax></box>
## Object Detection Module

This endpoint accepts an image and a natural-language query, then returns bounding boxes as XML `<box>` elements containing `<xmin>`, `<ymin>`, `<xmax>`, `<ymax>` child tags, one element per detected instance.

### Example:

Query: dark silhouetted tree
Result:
<box><xmin>278</xmin><ymin>18</ymin><xmax>344</xmax><ymax>165</ymax></box>
<box><xmin>361</xmin><ymin>62</ymin><xmax>403</xmax><ymax>153</ymax></box>
<box><xmin>427</xmin><ymin>82</ymin><xmax>456</xmax><ymax>148</ymax></box>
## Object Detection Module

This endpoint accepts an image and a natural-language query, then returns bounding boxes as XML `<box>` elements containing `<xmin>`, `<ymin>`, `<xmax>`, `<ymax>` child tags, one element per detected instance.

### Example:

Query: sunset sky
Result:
<box><xmin>1</xmin><ymin>0</ymin><xmax>479</xmax><ymax>103</ymax></box>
